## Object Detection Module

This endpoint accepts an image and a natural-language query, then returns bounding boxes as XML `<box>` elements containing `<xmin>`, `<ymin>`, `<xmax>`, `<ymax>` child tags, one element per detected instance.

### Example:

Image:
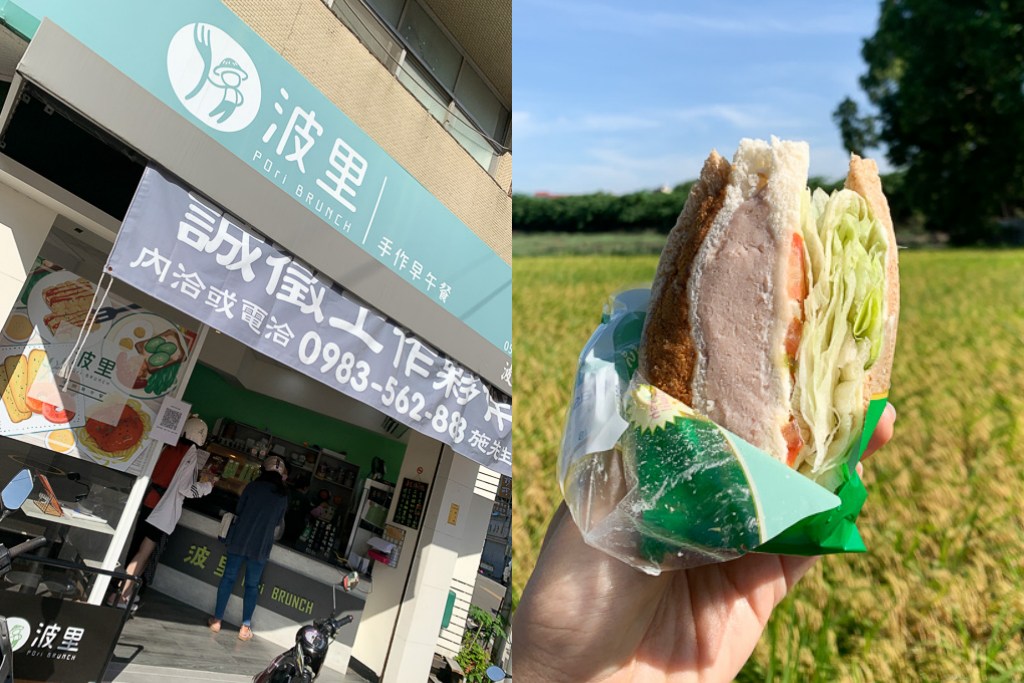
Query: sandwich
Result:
<box><xmin>132</xmin><ymin>329</ymin><xmax>184</xmax><ymax>389</ymax></box>
<box><xmin>639</xmin><ymin>137</ymin><xmax>898</xmax><ymax>489</ymax></box>
<box><xmin>42</xmin><ymin>277</ymin><xmax>98</xmax><ymax>335</ymax></box>
<box><xmin>1</xmin><ymin>354</ymin><xmax>31</xmax><ymax>423</ymax></box>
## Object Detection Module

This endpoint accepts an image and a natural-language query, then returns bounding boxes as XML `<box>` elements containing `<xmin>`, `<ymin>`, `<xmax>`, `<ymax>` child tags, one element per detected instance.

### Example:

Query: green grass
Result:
<box><xmin>512</xmin><ymin>231</ymin><xmax>670</xmax><ymax>257</ymax></box>
<box><xmin>513</xmin><ymin>249</ymin><xmax>1024</xmax><ymax>681</ymax></box>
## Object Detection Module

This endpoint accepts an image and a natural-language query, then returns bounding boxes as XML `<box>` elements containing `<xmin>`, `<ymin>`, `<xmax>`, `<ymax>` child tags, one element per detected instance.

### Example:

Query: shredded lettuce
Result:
<box><xmin>794</xmin><ymin>188</ymin><xmax>887</xmax><ymax>482</ymax></box>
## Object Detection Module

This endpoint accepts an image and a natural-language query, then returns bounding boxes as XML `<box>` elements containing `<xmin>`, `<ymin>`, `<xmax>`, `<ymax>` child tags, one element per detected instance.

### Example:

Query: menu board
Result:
<box><xmin>0</xmin><ymin>259</ymin><xmax>196</xmax><ymax>472</ymax></box>
<box><xmin>393</xmin><ymin>478</ymin><xmax>429</xmax><ymax>530</ymax></box>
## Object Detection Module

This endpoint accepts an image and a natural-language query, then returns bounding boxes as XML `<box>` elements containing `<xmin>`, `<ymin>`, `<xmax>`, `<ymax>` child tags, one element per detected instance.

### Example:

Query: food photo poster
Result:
<box><xmin>0</xmin><ymin>258</ymin><xmax>196</xmax><ymax>474</ymax></box>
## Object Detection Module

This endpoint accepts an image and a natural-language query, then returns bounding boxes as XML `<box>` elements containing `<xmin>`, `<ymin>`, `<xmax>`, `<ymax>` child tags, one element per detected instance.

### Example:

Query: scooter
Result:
<box><xmin>253</xmin><ymin>570</ymin><xmax>360</xmax><ymax>682</ymax></box>
<box><xmin>0</xmin><ymin>469</ymin><xmax>46</xmax><ymax>683</ymax></box>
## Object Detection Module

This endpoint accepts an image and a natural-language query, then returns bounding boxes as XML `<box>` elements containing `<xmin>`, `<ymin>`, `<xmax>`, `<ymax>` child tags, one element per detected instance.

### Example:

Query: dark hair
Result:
<box><xmin>256</xmin><ymin>469</ymin><xmax>287</xmax><ymax>495</ymax></box>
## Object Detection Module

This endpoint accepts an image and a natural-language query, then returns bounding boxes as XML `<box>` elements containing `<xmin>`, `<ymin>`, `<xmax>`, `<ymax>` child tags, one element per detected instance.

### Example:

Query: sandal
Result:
<box><xmin>208</xmin><ymin>618</ymin><xmax>222</xmax><ymax>633</ymax></box>
<box><xmin>238</xmin><ymin>624</ymin><xmax>253</xmax><ymax>641</ymax></box>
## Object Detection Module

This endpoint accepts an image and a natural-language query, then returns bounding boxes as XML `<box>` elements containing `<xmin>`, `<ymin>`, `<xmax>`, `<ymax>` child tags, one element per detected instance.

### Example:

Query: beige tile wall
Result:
<box><xmin>224</xmin><ymin>0</ymin><xmax>512</xmax><ymax>265</ymax></box>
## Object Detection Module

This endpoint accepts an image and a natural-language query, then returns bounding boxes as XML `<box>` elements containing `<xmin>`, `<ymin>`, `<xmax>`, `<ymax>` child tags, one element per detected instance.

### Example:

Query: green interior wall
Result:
<box><xmin>183</xmin><ymin>363</ymin><xmax>406</xmax><ymax>483</ymax></box>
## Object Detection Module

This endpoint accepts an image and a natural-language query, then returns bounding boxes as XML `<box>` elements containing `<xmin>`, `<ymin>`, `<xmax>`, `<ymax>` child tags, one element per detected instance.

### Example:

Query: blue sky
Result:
<box><xmin>513</xmin><ymin>1</ymin><xmax>889</xmax><ymax>195</ymax></box>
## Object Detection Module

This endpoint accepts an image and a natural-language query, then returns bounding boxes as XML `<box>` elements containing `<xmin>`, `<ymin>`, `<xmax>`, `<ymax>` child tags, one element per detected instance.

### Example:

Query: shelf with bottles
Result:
<box><xmin>214</xmin><ymin>420</ymin><xmax>273</xmax><ymax>456</ymax></box>
<box><xmin>312</xmin><ymin>450</ymin><xmax>359</xmax><ymax>490</ymax></box>
<box><xmin>213</xmin><ymin>420</ymin><xmax>320</xmax><ymax>473</ymax></box>
<box><xmin>204</xmin><ymin>445</ymin><xmax>258</xmax><ymax>496</ymax></box>
<box><xmin>270</xmin><ymin>438</ymin><xmax>318</xmax><ymax>474</ymax></box>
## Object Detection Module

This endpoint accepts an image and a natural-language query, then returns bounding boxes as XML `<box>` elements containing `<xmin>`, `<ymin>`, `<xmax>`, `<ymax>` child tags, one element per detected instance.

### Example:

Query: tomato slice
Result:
<box><xmin>787</xmin><ymin>232</ymin><xmax>807</xmax><ymax>302</ymax></box>
<box><xmin>784</xmin><ymin>317</ymin><xmax>803</xmax><ymax>359</ymax></box>
<box><xmin>782</xmin><ymin>418</ymin><xmax>804</xmax><ymax>468</ymax></box>
<box><xmin>784</xmin><ymin>233</ymin><xmax>808</xmax><ymax>376</ymax></box>
<box><xmin>25</xmin><ymin>395</ymin><xmax>44</xmax><ymax>413</ymax></box>
<box><xmin>42</xmin><ymin>403</ymin><xmax>75</xmax><ymax>424</ymax></box>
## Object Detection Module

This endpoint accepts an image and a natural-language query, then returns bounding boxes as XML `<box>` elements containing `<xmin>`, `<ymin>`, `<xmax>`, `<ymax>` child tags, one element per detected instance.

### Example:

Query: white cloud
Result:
<box><xmin>511</xmin><ymin>110</ymin><xmax>533</xmax><ymax>138</ymax></box>
<box><xmin>668</xmin><ymin>104</ymin><xmax>805</xmax><ymax>130</ymax></box>
<box><xmin>514</xmin><ymin>103</ymin><xmax>803</xmax><ymax>144</ymax></box>
<box><xmin>523</xmin><ymin>146</ymin><xmax>711</xmax><ymax>194</ymax></box>
<box><xmin>518</xmin><ymin>0</ymin><xmax>873</xmax><ymax>36</ymax></box>
<box><xmin>807</xmin><ymin>142</ymin><xmax>894</xmax><ymax>180</ymax></box>
<box><xmin>579</xmin><ymin>114</ymin><xmax>661</xmax><ymax>132</ymax></box>
<box><xmin>517</xmin><ymin>133</ymin><xmax>896</xmax><ymax>195</ymax></box>
<box><xmin>512</xmin><ymin>110</ymin><xmax>659</xmax><ymax>139</ymax></box>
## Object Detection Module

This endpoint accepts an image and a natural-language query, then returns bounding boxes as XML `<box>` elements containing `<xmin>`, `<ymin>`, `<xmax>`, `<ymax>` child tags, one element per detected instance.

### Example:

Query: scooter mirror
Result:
<box><xmin>485</xmin><ymin>665</ymin><xmax>507</xmax><ymax>681</ymax></box>
<box><xmin>1</xmin><ymin>469</ymin><xmax>33</xmax><ymax>512</ymax></box>
<box><xmin>340</xmin><ymin>570</ymin><xmax>359</xmax><ymax>592</ymax></box>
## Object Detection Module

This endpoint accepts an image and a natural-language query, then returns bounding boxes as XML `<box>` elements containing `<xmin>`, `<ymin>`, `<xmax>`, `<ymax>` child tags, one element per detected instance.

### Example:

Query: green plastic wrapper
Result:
<box><xmin>558</xmin><ymin>289</ymin><xmax>889</xmax><ymax>575</ymax></box>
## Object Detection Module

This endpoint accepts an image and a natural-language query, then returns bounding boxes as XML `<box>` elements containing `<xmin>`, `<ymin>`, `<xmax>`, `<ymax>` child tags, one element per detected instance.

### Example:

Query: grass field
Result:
<box><xmin>512</xmin><ymin>248</ymin><xmax>1024</xmax><ymax>681</ymax></box>
<box><xmin>512</xmin><ymin>231</ymin><xmax>670</xmax><ymax>257</ymax></box>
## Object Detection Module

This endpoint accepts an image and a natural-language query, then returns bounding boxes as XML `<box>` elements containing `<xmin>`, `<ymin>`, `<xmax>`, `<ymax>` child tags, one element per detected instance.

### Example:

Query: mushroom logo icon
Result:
<box><xmin>167</xmin><ymin>23</ymin><xmax>262</xmax><ymax>133</ymax></box>
<box><xmin>7</xmin><ymin>617</ymin><xmax>31</xmax><ymax>652</ymax></box>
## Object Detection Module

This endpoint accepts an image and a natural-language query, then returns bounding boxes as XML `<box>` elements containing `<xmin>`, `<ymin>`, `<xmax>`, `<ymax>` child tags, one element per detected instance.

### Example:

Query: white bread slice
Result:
<box><xmin>844</xmin><ymin>155</ymin><xmax>899</xmax><ymax>400</ymax></box>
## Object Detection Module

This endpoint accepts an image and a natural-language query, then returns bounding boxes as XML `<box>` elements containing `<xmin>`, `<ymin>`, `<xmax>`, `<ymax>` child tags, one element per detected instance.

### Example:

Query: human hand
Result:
<box><xmin>512</xmin><ymin>403</ymin><xmax>897</xmax><ymax>682</ymax></box>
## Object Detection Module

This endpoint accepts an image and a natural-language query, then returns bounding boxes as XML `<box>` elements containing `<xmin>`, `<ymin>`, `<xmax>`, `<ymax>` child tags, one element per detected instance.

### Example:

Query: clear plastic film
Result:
<box><xmin>559</xmin><ymin>289</ymin><xmax>888</xmax><ymax>575</ymax></box>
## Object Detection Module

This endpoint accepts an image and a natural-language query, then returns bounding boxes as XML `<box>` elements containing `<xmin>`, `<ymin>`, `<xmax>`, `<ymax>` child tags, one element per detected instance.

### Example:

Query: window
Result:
<box><xmin>455</xmin><ymin>63</ymin><xmax>508</xmax><ymax>141</ymax></box>
<box><xmin>347</xmin><ymin>0</ymin><xmax>510</xmax><ymax>171</ymax></box>
<box><xmin>366</xmin><ymin>0</ymin><xmax>403</xmax><ymax>25</ymax></box>
<box><xmin>396</xmin><ymin>59</ymin><xmax>450</xmax><ymax>122</ymax></box>
<box><xmin>399</xmin><ymin>2</ymin><xmax>462</xmax><ymax>91</ymax></box>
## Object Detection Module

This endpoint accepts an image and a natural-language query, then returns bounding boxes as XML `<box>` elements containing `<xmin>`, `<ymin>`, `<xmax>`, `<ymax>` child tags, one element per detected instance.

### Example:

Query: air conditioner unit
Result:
<box><xmin>381</xmin><ymin>416</ymin><xmax>409</xmax><ymax>438</ymax></box>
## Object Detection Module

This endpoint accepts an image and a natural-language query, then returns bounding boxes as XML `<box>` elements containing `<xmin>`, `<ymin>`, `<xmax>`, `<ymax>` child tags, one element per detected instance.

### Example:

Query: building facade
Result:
<box><xmin>0</xmin><ymin>1</ymin><xmax>510</xmax><ymax>681</ymax></box>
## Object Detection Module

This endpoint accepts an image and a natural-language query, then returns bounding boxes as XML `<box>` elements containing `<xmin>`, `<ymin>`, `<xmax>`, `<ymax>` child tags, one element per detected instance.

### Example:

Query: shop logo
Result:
<box><xmin>167</xmin><ymin>23</ymin><xmax>262</xmax><ymax>133</ymax></box>
<box><xmin>7</xmin><ymin>617</ymin><xmax>31</xmax><ymax>652</ymax></box>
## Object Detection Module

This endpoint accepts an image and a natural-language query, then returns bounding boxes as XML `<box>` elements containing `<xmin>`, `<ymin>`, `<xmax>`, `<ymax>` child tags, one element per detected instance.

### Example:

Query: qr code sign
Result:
<box><xmin>160</xmin><ymin>405</ymin><xmax>184</xmax><ymax>432</ymax></box>
<box><xmin>152</xmin><ymin>397</ymin><xmax>192</xmax><ymax>446</ymax></box>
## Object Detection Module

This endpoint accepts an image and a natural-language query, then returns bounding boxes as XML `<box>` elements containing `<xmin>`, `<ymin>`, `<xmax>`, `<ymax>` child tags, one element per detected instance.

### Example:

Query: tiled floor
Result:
<box><xmin>103</xmin><ymin>589</ymin><xmax>372</xmax><ymax>682</ymax></box>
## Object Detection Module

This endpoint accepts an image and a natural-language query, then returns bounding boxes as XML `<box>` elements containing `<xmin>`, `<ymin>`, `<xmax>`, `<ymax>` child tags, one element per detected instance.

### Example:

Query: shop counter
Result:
<box><xmin>152</xmin><ymin>508</ymin><xmax>369</xmax><ymax>676</ymax></box>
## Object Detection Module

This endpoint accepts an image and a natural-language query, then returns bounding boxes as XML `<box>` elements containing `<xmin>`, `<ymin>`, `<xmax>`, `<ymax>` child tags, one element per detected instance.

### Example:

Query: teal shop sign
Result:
<box><xmin>0</xmin><ymin>0</ymin><xmax>512</xmax><ymax>362</ymax></box>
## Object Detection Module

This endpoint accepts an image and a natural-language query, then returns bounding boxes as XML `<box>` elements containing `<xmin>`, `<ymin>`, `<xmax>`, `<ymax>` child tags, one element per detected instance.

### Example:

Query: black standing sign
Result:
<box><xmin>393</xmin><ymin>478</ymin><xmax>429</xmax><ymax>530</ymax></box>
<box><xmin>4</xmin><ymin>591</ymin><xmax>125</xmax><ymax>683</ymax></box>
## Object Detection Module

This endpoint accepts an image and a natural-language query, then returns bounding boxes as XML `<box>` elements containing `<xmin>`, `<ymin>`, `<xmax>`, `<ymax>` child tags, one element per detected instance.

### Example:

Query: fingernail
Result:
<box><xmin>885</xmin><ymin>402</ymin><xmax>897</xmax><ymax>421</ymax></box>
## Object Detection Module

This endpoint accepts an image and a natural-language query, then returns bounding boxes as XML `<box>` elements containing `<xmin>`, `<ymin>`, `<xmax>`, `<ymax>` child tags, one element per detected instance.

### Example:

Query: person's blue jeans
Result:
<box><xmin>214</xmin><ymin>552</ymin><xmax>267</xmax><ymax>626</ymax></box>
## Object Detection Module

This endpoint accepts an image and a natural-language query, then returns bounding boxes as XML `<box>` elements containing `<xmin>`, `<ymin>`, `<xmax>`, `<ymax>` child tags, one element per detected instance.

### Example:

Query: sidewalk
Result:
<box><xmin>104</xmin><ymin>589</ymin><xmax>371</xmax><ymax>683</ymax></box>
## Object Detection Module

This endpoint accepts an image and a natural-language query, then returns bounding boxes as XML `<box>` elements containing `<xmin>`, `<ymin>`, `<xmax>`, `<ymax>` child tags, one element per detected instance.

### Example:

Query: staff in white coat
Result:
<box><xmin>115</xmin><ymin>416</ymin><xmax>217</xmax><ymax>608</ymax></box>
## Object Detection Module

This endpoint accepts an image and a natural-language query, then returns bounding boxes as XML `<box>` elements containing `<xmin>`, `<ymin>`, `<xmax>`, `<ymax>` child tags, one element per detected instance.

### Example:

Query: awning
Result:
<box><xmin>0</xmin><ymin>0</ymin><xmax>511</xmax><ymax>389</ymax></box>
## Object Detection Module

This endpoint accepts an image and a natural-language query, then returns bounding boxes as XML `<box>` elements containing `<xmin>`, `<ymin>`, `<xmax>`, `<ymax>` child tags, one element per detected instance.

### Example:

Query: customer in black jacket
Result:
<box><xmin>208</xmin><ymin>455</ymin><xmax>288</xmax><ymax>641</ymax></box>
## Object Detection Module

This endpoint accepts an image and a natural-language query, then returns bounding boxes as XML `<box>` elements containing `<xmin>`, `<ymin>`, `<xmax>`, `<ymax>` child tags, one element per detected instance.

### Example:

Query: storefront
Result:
<box><xmin>0</xmin><ymin>2</ymin><xmax>511</xmax><ymax>681</ymax></box>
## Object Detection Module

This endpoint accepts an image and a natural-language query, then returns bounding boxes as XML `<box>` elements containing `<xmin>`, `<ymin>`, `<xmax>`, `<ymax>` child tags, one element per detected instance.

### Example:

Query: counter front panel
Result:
<box><xmin>163</xmin><ymin>510</ymin><xmax>367</xmax><ymax>620</ymax></box>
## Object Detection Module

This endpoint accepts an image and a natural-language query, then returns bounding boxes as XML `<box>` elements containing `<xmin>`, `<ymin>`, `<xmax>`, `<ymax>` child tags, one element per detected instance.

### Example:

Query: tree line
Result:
<box><xmin>513</xmin><ymin>175</ymin><xmax>914</xmax><ymax>235</ymax></box>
